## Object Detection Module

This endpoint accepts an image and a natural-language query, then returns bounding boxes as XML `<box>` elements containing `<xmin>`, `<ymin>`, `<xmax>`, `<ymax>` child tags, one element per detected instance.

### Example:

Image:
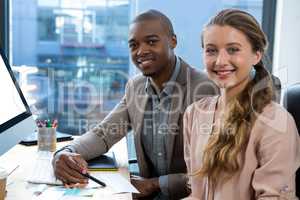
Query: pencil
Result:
<box><xmin>80</xmin><ymin>172</ymin><xmax>106</xmax><ymax>187</ymax></box>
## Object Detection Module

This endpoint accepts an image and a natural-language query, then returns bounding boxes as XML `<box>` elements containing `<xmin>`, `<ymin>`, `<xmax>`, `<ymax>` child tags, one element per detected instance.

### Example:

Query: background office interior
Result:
<box><xmin>0</xmin><ymin>0</ymin><xmax>299</xmax><ymax>163</ymax></box>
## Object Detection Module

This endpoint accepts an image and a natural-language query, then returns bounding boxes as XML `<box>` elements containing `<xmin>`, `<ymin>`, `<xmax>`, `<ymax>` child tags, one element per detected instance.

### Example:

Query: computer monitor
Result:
<box><xmin>0</xmin><ymin>49</ymin><xmax>36</xmax><ymax>155</ymax></box>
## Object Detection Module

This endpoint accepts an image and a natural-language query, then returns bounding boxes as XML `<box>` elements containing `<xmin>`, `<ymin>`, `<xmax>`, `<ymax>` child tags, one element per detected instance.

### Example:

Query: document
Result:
<box><xmin>88</xmin><ymin>173</ymin><xmax>139</xmax><ymax>194</ymax></box>
<box><xmin>34</xmin><ymin>173</ymin><xmax>138</xmax><ymax>199</ymax></box>
<box><xmin>33</xmin><ymin>186</ymin><xmax>98</xmax><ymax>200</ymax></box>
<box><xmin>33</xmin><ymin>187</ymin><xmax>65</xmax><ymax>200</ymax></box>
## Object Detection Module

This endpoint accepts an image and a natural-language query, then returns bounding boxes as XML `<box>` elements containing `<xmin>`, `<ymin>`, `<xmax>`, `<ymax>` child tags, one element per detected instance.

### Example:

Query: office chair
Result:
<box><xmin>271</xmin><ymin>75</ymin><xmax>282</xmax><ymax>103</ymax></box>
<box><xmin>283</xmin><ymin>83</ymin><xmax>300</xmax><ymax>198</ymax></box>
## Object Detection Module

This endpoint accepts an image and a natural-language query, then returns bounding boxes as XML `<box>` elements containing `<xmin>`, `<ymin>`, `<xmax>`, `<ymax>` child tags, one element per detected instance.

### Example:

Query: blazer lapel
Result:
<box><xmin>131</xmin><ymin>80</ymin><xmax>150</xmax><ymax>177</ymax></box>
<box><xmin>166</xmin><ymin>60</ymin><xmax>188</xmax><ymax>169</ymax></box>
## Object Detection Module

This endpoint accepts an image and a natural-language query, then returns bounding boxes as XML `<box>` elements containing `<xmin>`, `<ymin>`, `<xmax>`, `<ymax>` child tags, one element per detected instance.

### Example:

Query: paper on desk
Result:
<box><xmin>34</xmin><ymin>187</ymin><xmax>65</xmax><ymax>200</ymax></box>
<box><xmin>0</xmin><ymin>162</ymin><xmax>19</xmax><ymax>176</ymax></box>
<box><xmin>88</xmin><ymin>173</ymin><xmax>139</xmax><ymax>194</ymax></box>
<box><xmin>34</xmin><ymin>186</ymin><xmax>98</xmax><ymax>200</ymax></box>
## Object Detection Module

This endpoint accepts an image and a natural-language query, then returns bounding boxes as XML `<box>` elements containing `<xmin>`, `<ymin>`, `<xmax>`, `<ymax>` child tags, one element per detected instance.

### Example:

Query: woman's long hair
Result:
<box><xmin>197</xmin><ymin>9</ymin><xmax>274</xmax><ymax>185</ymax></box>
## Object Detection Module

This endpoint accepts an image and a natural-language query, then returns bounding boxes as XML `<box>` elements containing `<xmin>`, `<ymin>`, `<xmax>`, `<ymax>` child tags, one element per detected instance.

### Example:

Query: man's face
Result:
<box><xmin>128</xmin><ymin>20</ymin><xmax>177</xmax><ymax>77</ymax></box>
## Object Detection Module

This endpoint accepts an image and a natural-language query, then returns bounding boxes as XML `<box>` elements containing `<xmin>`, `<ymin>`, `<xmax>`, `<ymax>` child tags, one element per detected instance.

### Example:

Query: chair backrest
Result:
<box><xmin>271</xmin><ymin>75</ymin><xmax>282</xmax><ymax>103</ymax></box>
<box><xmin>283</xmin><ymin>83</ymin><xmax>300</xmax><ymax>197</ymax></box>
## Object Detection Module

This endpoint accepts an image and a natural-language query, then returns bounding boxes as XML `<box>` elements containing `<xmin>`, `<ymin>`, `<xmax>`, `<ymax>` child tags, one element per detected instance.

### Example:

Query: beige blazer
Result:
<box><xmin>183</xmin><ymin>96</ymin><xmax>300</xmax><ymax>200</ymax></box>
<box><xmin>69</xmin><ymin>58</ymin><xmax>217</xmax><ymax>199</ymax></box>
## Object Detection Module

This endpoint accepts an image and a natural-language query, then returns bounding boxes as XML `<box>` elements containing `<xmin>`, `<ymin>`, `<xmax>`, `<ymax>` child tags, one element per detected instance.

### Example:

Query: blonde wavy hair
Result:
<box><xmin>197</xmin><ymin>9</ymin><xmax>274</xmax><ymax>185</ymax></box>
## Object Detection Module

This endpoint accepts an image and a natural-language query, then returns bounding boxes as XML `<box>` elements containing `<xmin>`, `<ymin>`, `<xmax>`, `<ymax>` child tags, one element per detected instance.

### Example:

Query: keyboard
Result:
<box><xmin>27</xmin><ymin>151</ymin><xmax>63</xmax><ymax>185</ymax></box>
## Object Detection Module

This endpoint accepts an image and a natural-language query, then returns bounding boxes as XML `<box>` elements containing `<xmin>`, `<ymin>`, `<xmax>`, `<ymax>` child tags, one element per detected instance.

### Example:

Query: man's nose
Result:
<box><xmin>137</xmin><ymin>43</ymin><xmax>150</xmax><ymax>56</ymax></box>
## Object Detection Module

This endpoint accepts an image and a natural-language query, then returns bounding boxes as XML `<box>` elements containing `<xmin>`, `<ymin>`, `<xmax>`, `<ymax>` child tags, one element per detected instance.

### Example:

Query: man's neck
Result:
<box><xmin>151</xmin><ymin>56</ymin><xmax>176</xmax><ymax>91</ymax></box>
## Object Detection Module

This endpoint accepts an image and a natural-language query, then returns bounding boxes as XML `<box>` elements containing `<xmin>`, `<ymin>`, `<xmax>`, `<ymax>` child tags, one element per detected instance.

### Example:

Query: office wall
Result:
<box><xmin>273</xmin><ymin>0</ymin><xmax>300</xmax><ymax>88</ymax></box>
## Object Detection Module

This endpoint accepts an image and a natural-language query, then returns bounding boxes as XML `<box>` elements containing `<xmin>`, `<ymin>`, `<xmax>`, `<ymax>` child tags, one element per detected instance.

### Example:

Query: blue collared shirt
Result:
<box><xmin>141</xmin><ymin>56</ymin><xmax>181</xmax><ymax>198</ymax></box>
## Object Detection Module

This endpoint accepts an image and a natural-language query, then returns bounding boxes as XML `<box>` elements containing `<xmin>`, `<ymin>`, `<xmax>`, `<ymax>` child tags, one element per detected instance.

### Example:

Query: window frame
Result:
<box><xmin>0</xmin><ymin>0</ymin><xmax>9</xmax><ymax>57</ymax></box>
<box><xmin>262</xmin><ymin>0</ymin><xmax>277</xmax><ymax>72</ymax></box>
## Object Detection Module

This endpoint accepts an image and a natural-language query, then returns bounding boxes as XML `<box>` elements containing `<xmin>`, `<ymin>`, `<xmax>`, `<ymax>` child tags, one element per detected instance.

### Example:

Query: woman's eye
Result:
<box><xmin>227</xmin><ymin>47</ymin><xmax>240</xmax><ymax>54</ymax></box>
<box><xmin>205</xmin><ymin>48</ymin><xmax>217</xmax><ymax>55</ymax></box>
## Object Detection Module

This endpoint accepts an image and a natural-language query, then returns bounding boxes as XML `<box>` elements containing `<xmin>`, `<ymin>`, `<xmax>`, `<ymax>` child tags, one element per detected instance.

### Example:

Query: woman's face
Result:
<box><xmin>202</xmin><ymin>25</ymin><xmax>262</xmax><ymax>94</ymax></box>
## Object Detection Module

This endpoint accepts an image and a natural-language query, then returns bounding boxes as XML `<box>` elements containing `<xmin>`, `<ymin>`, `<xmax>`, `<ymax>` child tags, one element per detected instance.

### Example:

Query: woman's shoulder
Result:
<box><xmin>185</xmin><ymin>95</ymin><xmax>218</xmax><ymax>116</ymax></box>
<box><xmin>253</xmin><ymin>101</ymin><xmax>297</xmax><ymax>137</ymax></box>
<box><xmin>257</xmin><ymin>102</ymin><xmax>294</xmax><ymax>127</ymax></box>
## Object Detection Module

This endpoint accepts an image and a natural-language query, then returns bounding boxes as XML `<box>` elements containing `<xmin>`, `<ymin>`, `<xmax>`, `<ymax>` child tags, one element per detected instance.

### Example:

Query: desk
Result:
<box><xmin>0</xmin><ymin>138</ymin><xmax>132</xmax><ymax>200</ymax></box>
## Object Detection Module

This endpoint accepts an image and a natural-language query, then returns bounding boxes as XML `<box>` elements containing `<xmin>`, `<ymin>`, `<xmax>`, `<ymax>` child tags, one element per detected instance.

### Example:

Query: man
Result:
<box><xmin>53</xmin><ymin>10</ymin><xmax>216</xmax><ymax>199</ymax></box>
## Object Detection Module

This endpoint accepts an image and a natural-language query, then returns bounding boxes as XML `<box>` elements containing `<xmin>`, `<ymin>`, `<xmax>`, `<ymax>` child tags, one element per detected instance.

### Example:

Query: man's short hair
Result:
<box><xmin>132</xmin><ymin>9</ymin><xmax>175</xmax><ymax>37</ymax></box>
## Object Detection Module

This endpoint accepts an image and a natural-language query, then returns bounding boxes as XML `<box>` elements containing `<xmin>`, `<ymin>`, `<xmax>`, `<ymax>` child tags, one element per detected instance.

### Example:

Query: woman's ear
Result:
<box><xmin>253</xmin><ymin>50</ymin><xmax>262</xmax><ymax>65</ymax></box>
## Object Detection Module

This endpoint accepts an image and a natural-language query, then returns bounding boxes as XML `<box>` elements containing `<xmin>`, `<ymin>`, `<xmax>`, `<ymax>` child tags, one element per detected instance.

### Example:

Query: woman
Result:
<box><xmin>183</xmin><ymin>9</ymin><xmax>300</xmax><ymax>199</ymax></box>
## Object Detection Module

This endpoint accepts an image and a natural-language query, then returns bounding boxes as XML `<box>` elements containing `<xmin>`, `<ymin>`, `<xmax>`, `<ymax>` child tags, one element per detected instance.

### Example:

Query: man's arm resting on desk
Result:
<box><xmin>52</xmin><ymin>115</ymin><xmax>128</xmax><ymax>184</ymax></box>
<box><xmin>52</xmin><ymin>93</ymin><xmax>131</xmax><ymax>183</ymax></box>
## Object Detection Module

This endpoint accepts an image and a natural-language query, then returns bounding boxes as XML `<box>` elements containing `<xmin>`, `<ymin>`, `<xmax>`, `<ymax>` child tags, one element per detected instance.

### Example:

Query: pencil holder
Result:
<box><xmin>37</xmin><ymin>127</ymin><xmax>56</xmax><ymax>152</ymax></box>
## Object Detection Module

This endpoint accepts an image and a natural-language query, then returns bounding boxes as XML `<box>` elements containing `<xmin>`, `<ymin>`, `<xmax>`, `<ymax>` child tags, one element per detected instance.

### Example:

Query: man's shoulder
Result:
<box><xmin>189</xmin><ymin>67</ymin><xmax>209</xmax><ymax>82</ymax></box>
<box><xmin>179</xmin><ymin>58</ymin><xmax>209</xmax><ymax>82</ymax></box>
<box><xmin>183</xmin><ymin>65</ymin><xmax>216</xmax><ymax>91</ymax></box>
<box><xmin>126</xmin><ymin>73</ymin><xmax>147</xmax><ymax>87</ymax></box>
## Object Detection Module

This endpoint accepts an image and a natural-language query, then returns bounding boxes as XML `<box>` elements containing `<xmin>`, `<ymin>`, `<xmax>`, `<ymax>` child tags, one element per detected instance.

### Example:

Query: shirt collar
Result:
<box><xmin>145</xmin><ymin>56</ymin><xmax>181</xmax><ymax>96</ymax></box>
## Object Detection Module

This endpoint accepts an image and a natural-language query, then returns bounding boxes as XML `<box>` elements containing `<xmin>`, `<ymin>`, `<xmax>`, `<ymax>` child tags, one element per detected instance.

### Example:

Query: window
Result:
<box><xmin>38</xmin><ymin>8</ymin><xmax>58</xmax><ymax>41</ymax></box>
<box><xmin>11</xmin><ymin>0</ymin><xmax>129</xmax><ymax>134</ymax></box>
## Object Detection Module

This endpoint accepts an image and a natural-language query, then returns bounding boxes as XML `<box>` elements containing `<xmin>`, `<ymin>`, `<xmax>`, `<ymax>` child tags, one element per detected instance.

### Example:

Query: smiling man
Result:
<box><xmin>52</xmin><ymin>10</ymin><xmax>216</xmax><ymax>200</ymax></box>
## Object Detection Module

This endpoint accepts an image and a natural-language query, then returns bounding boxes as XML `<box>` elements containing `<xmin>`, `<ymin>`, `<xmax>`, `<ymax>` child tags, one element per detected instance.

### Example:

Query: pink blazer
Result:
<box><xmin>183</xmin><ymin>96</ymin><xmax>300</xmax><ymax>200</ymax></box>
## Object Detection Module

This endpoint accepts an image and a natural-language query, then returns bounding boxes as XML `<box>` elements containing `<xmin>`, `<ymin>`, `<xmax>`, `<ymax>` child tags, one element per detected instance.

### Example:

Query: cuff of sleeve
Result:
<box><xmin>158</xmin><ymin>175</ymin><xmax>169</xmax><ymax>196</ymax></box>
<box><xmin>53</xmin><ymin>145</ymin><xmax>75</xmax><ymax>157</ymax></box>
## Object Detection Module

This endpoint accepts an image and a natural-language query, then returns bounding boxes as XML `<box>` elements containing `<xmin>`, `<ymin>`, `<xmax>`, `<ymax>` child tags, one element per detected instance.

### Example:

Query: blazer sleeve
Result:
<box><xmin>252</xmin><ymin>110</ymin><xmax>300</xmax><ymax>199</ymax></box>
<box><xmin>69</xmin><ymin>81</ymin><xmax>132</xmax><ymax>160</ymax></box>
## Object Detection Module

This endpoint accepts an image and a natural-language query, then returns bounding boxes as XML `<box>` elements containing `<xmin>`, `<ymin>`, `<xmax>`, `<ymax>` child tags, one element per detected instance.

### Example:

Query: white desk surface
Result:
<box><xmin>0</xmin><ymin>138</ymin><xmax>132</xmax><ymax>200</ymax></box>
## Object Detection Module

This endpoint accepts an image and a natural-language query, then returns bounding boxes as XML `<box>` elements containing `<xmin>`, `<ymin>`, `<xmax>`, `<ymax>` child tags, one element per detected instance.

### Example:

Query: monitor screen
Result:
<box><xmin>0</xmin><ymin>50</ymin><xmax>31</xmax><ymax>133</ymax></box>
<box><xmin>0</xmin><ymin>56</ymin><xmax>27</xmax><ymax>125</ymax></box>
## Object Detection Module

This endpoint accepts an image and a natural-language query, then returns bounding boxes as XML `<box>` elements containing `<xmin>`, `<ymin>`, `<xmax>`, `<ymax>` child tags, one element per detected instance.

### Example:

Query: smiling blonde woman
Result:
<box><xmin>183</xmin><ymin>9</ymin><xmax>300</xmax><ymax>200</ymax></box>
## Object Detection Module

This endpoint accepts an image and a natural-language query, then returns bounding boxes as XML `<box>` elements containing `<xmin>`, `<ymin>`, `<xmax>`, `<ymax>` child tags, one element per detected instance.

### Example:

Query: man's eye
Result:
<box><xmin>129</xmin><ymin>43</ymin><xmax>137</xmax><ymax>49</ymax></box>
<box><xmin>148</xmin><ymin>40</ymin><xmax>156</xmax><ymax>45</ymax></box>
<box><xmin>227</xmin><ymin>47</ymin><xmax>239</xmax><ymax>54</ymax></box>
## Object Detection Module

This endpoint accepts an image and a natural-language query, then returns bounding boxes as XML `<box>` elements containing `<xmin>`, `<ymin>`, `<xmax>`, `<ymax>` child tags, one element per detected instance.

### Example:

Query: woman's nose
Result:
<box><xmin>215</xmin><ymin>50</ymin><xmax>229</xmax><ymax>66</ymax></box>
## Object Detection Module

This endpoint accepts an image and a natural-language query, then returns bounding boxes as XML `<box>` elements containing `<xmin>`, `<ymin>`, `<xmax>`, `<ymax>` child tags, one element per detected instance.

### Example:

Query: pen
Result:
<box><xmin>80</xmin><ymin>172</ymin><xmax>106</xmax><ymax>187</ymax></box>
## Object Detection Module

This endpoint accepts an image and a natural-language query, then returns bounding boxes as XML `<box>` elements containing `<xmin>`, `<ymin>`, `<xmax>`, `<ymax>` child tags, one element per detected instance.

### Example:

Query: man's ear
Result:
<box><xmin>170</xmin><ymin>34</ymin><xmax>177</xmax><ymax>49</ymax></box>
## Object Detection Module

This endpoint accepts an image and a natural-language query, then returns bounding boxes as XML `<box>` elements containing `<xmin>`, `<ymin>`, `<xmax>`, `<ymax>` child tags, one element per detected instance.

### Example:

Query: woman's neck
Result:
<box><xmin>218</xmin><ymin>76</ymin><xmax>251</xmax><ymax>107</ymax></box>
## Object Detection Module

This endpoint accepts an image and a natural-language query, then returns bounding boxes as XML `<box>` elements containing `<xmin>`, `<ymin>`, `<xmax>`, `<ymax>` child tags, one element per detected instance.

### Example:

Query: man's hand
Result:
<box><xmin>52</xmin><ymin>152</ymin><xmax>88</xmax><ymax>185</ymax></box>
<box><xmin>130</xmin><ymin>175</ymin><xmax>160</xmax><ymax>199</ymax></box>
